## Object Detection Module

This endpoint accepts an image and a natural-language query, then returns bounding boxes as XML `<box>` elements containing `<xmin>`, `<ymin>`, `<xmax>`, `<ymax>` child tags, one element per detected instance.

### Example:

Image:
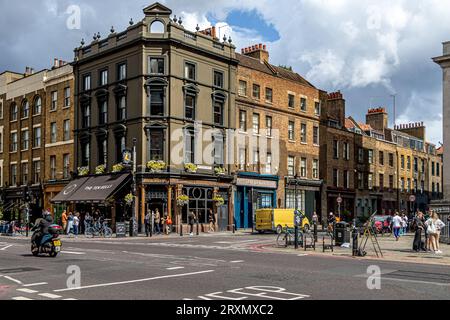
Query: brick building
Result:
<box><xmin>235</xmin><ymin>44</ymin><xmax>323</xmax><ymax>228</ymax></box>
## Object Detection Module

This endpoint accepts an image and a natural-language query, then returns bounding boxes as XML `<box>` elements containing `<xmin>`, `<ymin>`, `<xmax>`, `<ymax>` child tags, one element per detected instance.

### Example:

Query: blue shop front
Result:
<box><xmin>234</xmin><ymin>173</ymin><xmax>279</xmax><ymax>230</ymax></box>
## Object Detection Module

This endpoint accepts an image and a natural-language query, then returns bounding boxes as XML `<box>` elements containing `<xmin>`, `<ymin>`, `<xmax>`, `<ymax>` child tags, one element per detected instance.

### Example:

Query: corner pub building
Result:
<box><xmin>66</xmin><ymin>3</ymin><xmax>237</xmax><ymax>232</ymax></box>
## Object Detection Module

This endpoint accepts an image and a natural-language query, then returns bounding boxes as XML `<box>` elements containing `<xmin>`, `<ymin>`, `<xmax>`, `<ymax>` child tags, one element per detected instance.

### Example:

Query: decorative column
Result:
<box><xmin>140</xmin><ymin>185</ymin><xmax>146</xmax><ymax>229</ymax></box>
<box><xmin>175</xmin><ymin>184</ymin><xmax>183</xmax><ymax>232</ymax></box>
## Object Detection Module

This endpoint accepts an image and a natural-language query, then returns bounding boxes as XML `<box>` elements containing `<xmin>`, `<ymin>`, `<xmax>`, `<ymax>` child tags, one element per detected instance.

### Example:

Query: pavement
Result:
<box><xmin>0</xmin><ymin>231</ymin><xmax>449</xmax><ymax>300</ymax></box>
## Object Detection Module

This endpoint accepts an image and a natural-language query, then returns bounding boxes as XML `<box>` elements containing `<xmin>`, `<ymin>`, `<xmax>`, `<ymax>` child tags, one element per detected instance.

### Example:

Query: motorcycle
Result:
<box><xmin>31</xmin><ymin>224</ymin><xmax>62</xmax><ymax>258</ymax></box>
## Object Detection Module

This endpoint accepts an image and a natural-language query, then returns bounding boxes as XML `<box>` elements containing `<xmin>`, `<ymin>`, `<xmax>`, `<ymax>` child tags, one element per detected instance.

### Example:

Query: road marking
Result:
<box><xmin>297</xmin><ymin>254</ymin><xmax>309</xmax><ymax>257</ymax></box>
<box><xmin>54</xmin><ymin>270</ymin><xmax>215</xmax><ymax>292</ymax></box>
<box><xmin>61</xmin><ymin>251</ymin><xmax>86</xmax><ymax>255</ymax></box>
<box><xmin>23</xmin><ymin>282</ymin><xmax>48</xmax><ymax>287</ymax></box>
<box><xmin>12</xmin><ymin>296</ymin><xmax>33</xmax><ymax>300</ymax></box>
<box><xmin>380</xmin><ymin>277</ymin><xmax>450</xmax><ymax>287</ymax></box>
<box><xmin>17</xmin><ymin>288</ymin><xmax>38</xmax><ymax>294</ymax></box>
<box><xmin>3</xmin><ymin>276</ymin><xmax>23</xmax><ymax>285</ymax></box>
<box><xmin>167</xmin><ymin>267</ymin><xmax>185</xmax><ymax>270</ymax></box>
<box><xmin>63</xmin><ymin>298</ymin><xmax>78</xmax><ymax>300</ymax></box>
<box><xmin>0</xmin><ymin>245</ymin><xmax>13</xmax><ymax>251</ymax></box>
<box><xmin>230</xmin><ymin>260</ymin><xmax>244</xmax><ymax>263</ymax></box>
<box><xmin>38</xmin><ymin>293</ymin><xmax>62</xmax><ymax>299</ymax></box>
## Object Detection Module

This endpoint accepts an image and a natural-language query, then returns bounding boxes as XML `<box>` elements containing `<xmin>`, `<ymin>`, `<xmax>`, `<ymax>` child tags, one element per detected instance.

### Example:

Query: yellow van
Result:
<box><xmin>256</xmin><ymin>209</ymin><xmax>310</xmax><ymax>234</ymax></box>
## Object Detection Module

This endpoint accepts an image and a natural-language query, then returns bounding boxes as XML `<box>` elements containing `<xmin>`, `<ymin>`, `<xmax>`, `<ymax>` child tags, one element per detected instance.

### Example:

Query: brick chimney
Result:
<box><xmin>396</xmin><ymin>122</ymin><xmax>426</xmax><ymax>140</ymax></box>
<box><xmin>366</xmin><ymin>107</ymin><xmax>388</xmax><ymax>131</ymax></box>
<box><xmin>326</xmin><ymin>91</ymin><xmax>346</xmax><ymax>126</ymax></box>
<box><xmin>241</xmin><ymin>43</ymin><xmax>269</xmax><ymax>63</ymax></box>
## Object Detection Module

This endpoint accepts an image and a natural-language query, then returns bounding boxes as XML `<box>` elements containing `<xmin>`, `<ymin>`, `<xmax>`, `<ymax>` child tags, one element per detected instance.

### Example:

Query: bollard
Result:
<box><xmin>313</xmin><ymin>222</ymin><xmax>318</xmax><ymax>242</ymax></box>
<box><xmin>196</xmin><ymin>221</ymin><xmax>199</xmax><ymax>236</ymax></box>
<box><xmin>180</xmin><ymin>223</ymin><xmax>183</xmax><ymax>237</ymax></box>
<box><xmin>294</xmin><ymin>226</ymin><xmax>299</xmax><ymax>249</ymax></box>
<box><xmin>352</xmin><ymin>227</ymin><xmax>359</xmax><ymax>257</ymax></box>
<box><xmin>233</xmin><ymin>224</ymin><xmax>236</xmax><ymax>234</ymax></box>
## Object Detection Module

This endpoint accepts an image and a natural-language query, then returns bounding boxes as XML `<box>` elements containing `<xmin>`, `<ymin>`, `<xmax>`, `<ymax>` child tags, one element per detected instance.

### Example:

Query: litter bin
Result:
<box><xmin>335</xmin><ymin>222</ymin><xmax>350</xmax><ymax>246</ymax></box>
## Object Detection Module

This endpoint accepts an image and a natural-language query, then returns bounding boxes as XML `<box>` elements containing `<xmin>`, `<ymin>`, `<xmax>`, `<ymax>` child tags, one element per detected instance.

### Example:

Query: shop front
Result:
<box><xmin>326</xmin><ymin>189</ymin><xmax>356</xmax><ymax>222</ymax></box>
<box><xmin>234</xmin><ymin>173</ymin><xmax>279</xmax><ymax>230</ymax></box>
<box><xmin>1</xmin><ymin>186</ymin><xmax>43</xmax><ymax>224</ymax></box>
<box><xmin>285</xmin><ymin>178</ymin><xmax>322</xmax><ymax>221</ymax></box>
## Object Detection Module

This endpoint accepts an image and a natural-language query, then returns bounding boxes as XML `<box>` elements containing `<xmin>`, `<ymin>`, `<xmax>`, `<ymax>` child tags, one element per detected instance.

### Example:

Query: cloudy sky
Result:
<box><xmin>0</xmin><ymin>0</ymin><xmax>448</xmax><ymax>144</ymax></box>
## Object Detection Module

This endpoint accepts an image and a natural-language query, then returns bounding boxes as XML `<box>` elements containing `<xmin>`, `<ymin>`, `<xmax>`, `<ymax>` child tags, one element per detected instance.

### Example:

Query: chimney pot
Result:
<box><xmin>263</xmin><ymin>44</ymin><xmax>267</xmax><ymax>50</ymax></box>
<box><xmin>259</xmin><ymin>43</ymin><xmax>262</xmax><ymax>49</ymax></box>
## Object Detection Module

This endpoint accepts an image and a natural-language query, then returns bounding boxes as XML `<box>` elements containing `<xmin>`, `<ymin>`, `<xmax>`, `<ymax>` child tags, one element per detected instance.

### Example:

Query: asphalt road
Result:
<box><xmin>0</xmin><ymin>234</ymin><xmax>449</xmax><ymax>300</ymax></box>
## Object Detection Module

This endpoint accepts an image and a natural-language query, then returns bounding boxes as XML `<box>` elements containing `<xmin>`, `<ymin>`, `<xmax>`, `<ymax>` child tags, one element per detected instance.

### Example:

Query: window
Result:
<box><xmin>117</xmin><ymin>96</ymin><xmax>126</xmax><ymax>120</ymax></box>
<box><xmin>389</xmin><ymin>175</ymin><xmax>394</xmax><ymax>190</ymax></box>
<box><xmin>301</xmin><ymin>123</ymin><xmax>307</xmax><ymax>143</ymax></box>
<box><xmin>63</xmin><ymin>120</ymin><xmax>70</xmax><ymax>141</ymax></box>
<box><xmin>407</xmin><ymin>178</ymin><xmax>411</xmax><ymax>193</ymax></box>
<box><xmin>149</xmin><ymin>129</ymin><xmax>164</xmax><ymax>161</ymax></box>
<box><xmin>333</xmin><ymin>169</ymin><xmax>339</xmax><ymax>187</ymax></box>
<box><xmin>401</xmin><ymin>178</ymin><xmax>405</xmax><ymax>192</ymax></box>
<box><xmin>213</xmin><ymin>135</ymin><xmax>224</xmax><ymax>166</ymax></box>
<box><xmin>314</xmin><ymin>101</ymin><xmax>321</xmax><ymax>116</ymax></box>
<box><xmin>313</xmin><ymin>127</ymin><xmax>319</xmax><ymax>145</ymax></box>
<box><xmin>21</xmin><ymin>163</ymin><xmax>28</xmax><ymax>185</ymax></box>
<box><xmin>51</xmin><ymin>91</ymin><xmax>57</xmax><ymax>111</ymax></box>
<box><xmin>10</xmin><ymin>164</ymin><xmax>17</xmax><ymax>186</ymax></box>
<box><xmin>149</xmin><ymin>87</ymin><xmax>164</xmax><ymax>117</ymax></box>
<box><xmin>0</xmin><ymin>101</ymin><xmax>2</xmax><ymax>118</ymax></box>
<box><xmin>99</xmin><ymin>100</ymin><xmax>108</xmax><ymax>125</ymax></box>
<box><xmin>10</xmin><ymin>103</ymin><xmax>18</xmax><ymax>121</ymax></box>
<box><xmin>100</xmin><ymin>69</ymin><xmax>108</xmax><ymax>86</ymax></box>
<box><xmin>344</xmin><ymin>170</ymin><xmax>350</xmax><ymax>189</ymax></box>
<box><xmin>116</xmin><ymin>136</ymin><xmax>126</xmax><ymax>163</ymax></box>
<box><xmin>333</xmin><ymin>140</ymin><xmax>339</xmax><ymax>159</ymax></box>
<box><xmin>118</xmin><ymin>63</ymin><xmax>127</xmax><ymax>81</ymax></box>
<box><xmin>21</xmin><ymin>130</ymin><xmax>29</xmax><ymax>150</ymax></box>
<box><xmin>379</xmin><ymin>174</ymin><xmax>384</xmax><ymax>190</ymax></box>
<box><xmin>50</xmin><ymin>122</ymin><xmax>57</xmax><ymax>143</ymax></box>
<box><xmin>149</xmin><ymin>58</ymin><xmax>165</xmax><ymax>75</ymax></box>
<box><xmin>437</xmin><ymin>163</ymin><xmax>440</xmax><ymax>177</ymax></box>
<box><xmin>288</xmin><ymin>156</ymin><xmax>295</xmax><ymax>177</ymax></box>
<box><xmin>414</xmin><ymin>179</ymin><xmax>418</xmax><ymax>193</ymax></box>
<box><xmin>421</xmin><ymin>159</ymin><xmax>425</xmax><ymax>173</ymax></box>
<box><xmin>185</xmin><ymin>94</ymin><xmax>196</xmax><ymax>120</ymax></box>
<box><xmin>83</xmin><ymin>74</ymin><xmax>91</xmax><ymax>91</ymax></box>
<box><xmin>266</xmin><ymin>116</ymin><xmax>273</xmax><ymax>137</ymax></box>
<box><xmin>265</xmin><ymin>88</ymin><xmax>273</xmax><ymax>103</ymax></box>
<box><xmin>313</xmin><ymin>160</ymin><xmax>319</xmax><ymax>179</ymax></box>
<box><xmin>98</xmin><ymin>137</ymin><xmax>107</xmax><ymax>166</ymax></box>
<box><xmin>368</xmin><ymin>150</ymin><xmax>374</xmax><ymax>164</ymax></box>
<box><xmin>285</xmin><ymin>189</ymin><xmax>305</xmax><ymax>211</ymax></box>
<box><xmin>389</xmin><ymin>153</ymin><xmax>394</xmax><ymax>167</ymax></box>
<box><xmin>358</xmin><ymin>172</ymin><xmax>364</xmax><ymax>189</ymax></box>
<box><xmin>213</xmin><ymin>71</ymin><xmax>223</xmax><ymax>88</ymax></box>
<box><xmin>63</xmin><ymin>154</ymin><xmax>70</xmax><ymax>179</ymax></box>
<box><xmin>252</xmin><ymin>150</ymin><xmax>260</xmax><ymax>172</ymax></box>
<box><xmin>368</xmin><ymin>173</ymin><xmax>373</xmax><ymax>190</ymax></box>
<box><xmin>265</xmin><ymin>153</ymin><xmax>272</xmax><ymax>174</ymax></box>
<box><xmin>300</xmin><ymin>98</ymin><xmax>307</xmax><ymax>111</ymax></box>
<box><xmin>184</xmin><ymin>129</ymin><xmax>195</xmax><ymax>164</ymax></box>
<box><xmin>288</xmin><ymin>121</ymin><xmax>295</xmax><ymax>140</ymax></box>
<box><xmin>300</xmin><ymin>158</ymin><xmax>307</xmax><ymax>178</ymax></box>
<box><xmin>432</xmin><ymin>182</ymin><xmax>436</xmax><ymax>194</ymax></box>
<box><xmin>238</xmin><ymin>80</ymin><xmax>247</xmax><ymax>96</ymax></box>
<box><xmin>288</xmin><ymin>94</ymin><xmax>295</xmax><ymax>109</ymax></box>
<box><xmin>239</xmin><ymin>148</ymin><xmax>246</xmax><ymax>171</ymax></box>
<box><xmin>379</xmin><ymin>151</ymin><xmax>384</xmax><ymax>166</ymax></box>
<box><xmin>401</xmin><ymin>155</ymin><xmax>405</xmax><ymax>169</ymax></box>
<box><xmin>185</xmin><ymin>62</ymin><xmax>196</xmax><ymax>81</ymax></box>
<box><xmin>21</xmin><ymin>100</ymin><xmax>29</xmax><ymax>118</ymax></box>
<box><xmin>358</xmin><ymin>148</ymin><xmax>364</xmax><ymax>163</ymax></box>
<box><xmin>210</xmin><ymin>99</ymin><xmax>223</xmax><ymax>125</ymax></box>
<box><xmin>343</xmin><ymin>142</ymin><xmax>350</xmax><ymax>160</ymax></box>
<box><xmin>150</xmin><ymin>20</ymin><xmax>165</xmax><ymax>33</ymax></box>
<box><xmin>33</xmin><ymin>161</ymin><xmax>41</xmax><ymax>184</ymax></box>
<box><xmin>239</xmin><ymin>110</ymin><xmax>247</xmax><ymax>132</ymax></box>
<box><xmin>407</xmin><ymin>156</ymin><xmax>411</xmax><ymax>170</ymax></box>
<box><xmin>252</xmin><ymin>114</ymin><xmax>260</xmax><ymax>134</ymax></box>
<box><xmin>10</xmin><ymin>132</ymin><xmax>18</xmax><ymax>152</ymax></box>
<box><xmin>421</xmin><ymin>180</ymin><xmax>425</xmax><ymax>194</ymax></box>
<box><xmin>82</xmin><ymin>103</ymin><xmax>91</xmax><ymax>128</ymax></box>
<box><xmin>252</xmin><ymin>84</ymin><xmax>260</xmax><ymax>99</ymax></box>
<box><xmin>64</xmin><ymin>87</ymin><xmax>70</xmax><ymax>108</ymax></box>
<box><xmin>33</xmin><ymin>127</ymin><xmax>41</xmax><ymax>148</ymax></box>
<box><xmin>432</xmin><ymin>162</ymin><xmax>435</xmax><ymax>176</ymax></box>
<box><xmin>50</xmin><ymin>156</ymin><xmax>56</xmax><ymax>180</ymax></box>
<box><xmin>33</xmin><ymin>96</ymin><xmax>42</xmax><ymax>115</ymax></box>
<box><xmin>414</xmin><ymin>157</ymin><xmax>418</xmax><ymax>172</ymax></box>
<box><xmin>0</xmin><ymin>131</ymin><xmax>2</xmax><ymax>152</ymax></box>
<box><xmin>81</xmin><ymin>140</ymin><xmax>90</xmax><ymax>167</ymax></box>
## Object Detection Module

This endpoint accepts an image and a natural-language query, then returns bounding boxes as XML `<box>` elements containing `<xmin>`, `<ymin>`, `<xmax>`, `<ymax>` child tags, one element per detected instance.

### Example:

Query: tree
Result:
<box><xmin>278</xmin><ymin>65</ymin><xmax>293</xmax><ymax>71</ymax></box>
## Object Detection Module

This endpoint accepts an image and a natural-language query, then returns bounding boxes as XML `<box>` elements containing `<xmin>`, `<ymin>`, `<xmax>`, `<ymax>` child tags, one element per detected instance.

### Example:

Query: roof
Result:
<box><xmin>345</xmin><ymin>118</ymin><xmax>355</xmax><ymax>130</ymax></box>
<box><xmin>236</xmin><ymin>53</ymin><xmax>315</xmax><ymax>89</ymax></box>
<box><xmin>358</xmin><ymin>122</ymin><xmax>373</xmax><ymax>132</ymax></box>
<box><xmin>437</xmin><ymin>146</ymin><xmax>444</xmax><ymax>155</ymax></box>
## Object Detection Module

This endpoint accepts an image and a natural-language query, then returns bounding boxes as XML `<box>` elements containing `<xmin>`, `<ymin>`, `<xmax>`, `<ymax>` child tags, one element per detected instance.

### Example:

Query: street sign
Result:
<box><xmin>337</xmin><ymin>197</ymin><xmax>343</xmax><ymax>204</ymax></box>
<box><xmin>409</xmin><ymin>195</ymin><xmax>416</xmax><ymax>202</ymax></box>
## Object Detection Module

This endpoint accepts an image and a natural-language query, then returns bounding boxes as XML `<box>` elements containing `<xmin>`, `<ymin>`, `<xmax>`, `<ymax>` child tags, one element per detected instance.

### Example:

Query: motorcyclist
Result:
<box><xmin>31</xmin><ymin>212</ymin><xmax>53</xmax><ymax>247</ymax></box>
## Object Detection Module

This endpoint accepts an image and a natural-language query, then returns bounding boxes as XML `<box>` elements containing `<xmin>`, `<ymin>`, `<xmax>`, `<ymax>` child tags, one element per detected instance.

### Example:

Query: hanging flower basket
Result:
<box><xmin>112</xmin><ymin>163</ymin><xmax>124</xmax><ymax>173</ymax></box>
<box><xmin>177</xmin><ymin>195</ymin><xmax>189</xmax><ymax>207</ymax></box>
<box><xmin>213</xmin><ymin>195</ymin><xmax>225</xmax><ymax>207</ymax></box>
<box><xmin>215</xmin><ymin>167</ymin><xmax>226</xmax><ymax>175</ymax></box>
<box><xmin>78</xmin><ymin>167</ymin><xmax>89</xmax><ymax>176</ymax></box>
<box><xmin>184</xmin><ymin>163</ymin><xmax>198</xmax><ymax>173</ymax></box>
<box><xmin>95</xmin><ymin>164</ymin><xmax>106</xmax><ymax>175</ymax></box>
<box><xmin>124</xmin><ymin>193</ymin><xmax>134</xmax><ymax>206</ymax></box>
<box><xmin>147</xmin><ymin>160</ymin><xmax>166</xmax><ymax>173</ymax></box>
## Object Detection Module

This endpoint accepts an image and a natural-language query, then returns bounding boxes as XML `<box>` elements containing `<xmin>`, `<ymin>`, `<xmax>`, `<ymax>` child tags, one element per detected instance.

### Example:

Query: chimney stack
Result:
<box><xmin>241</xmin><ymin>43</ymin><xmax>270</xmax><ymax>63</ymax></box>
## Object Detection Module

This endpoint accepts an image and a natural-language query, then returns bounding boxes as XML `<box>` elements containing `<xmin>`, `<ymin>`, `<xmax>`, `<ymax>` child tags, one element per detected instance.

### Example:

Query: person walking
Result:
<box><xmin>392</xmin><ymin>212</ymin><xmax>403</xmax><ymax>241</ymax></box>
<box><xmin>425</xmin><ymin>211</ymin><xmax>446</xmax><ymax>254</ymax></box>
<box><xmin>154</xmin><ymin>209</ymin><xmax>161</xmax><ymax>235</ymax></box>
<box><xmin>67</xmin><ymin>212</ymin><xmax>74</xmax><ymax>236</ymax></box>
<box><xmin>412</xmin><ymin>212</ymin><xmax>426</xmax><ymax>252</ymax></box>
<box><xmin>402</xmin><ymin>214</ymin><xmax>409</xmax><ymax>234</ymax></box>
<box><xmin>61</xmin><ymin>210</ymin><xmax>68</xmax><ymax>234</ymax></box>
<box><xmin>166</xmin><ymin>214</ymin><xmax>173</xmax><ymax>235</ymax></box>
<box><xmin>188</xmin><ymin>211</ymin><xmax>195</xmax><ymax>236</ymax></box>
<box><xmin>73</xmin><ymin>213</ymin><xmax>80</xmax><ymax>238</ymax></box>
<box><xmin>208</xmin><ymin>209</ymin><xmax>215</xmax><ymax>233</ymax></box>
<box><xmin>144</xmin><ymin>211</ymin><xmax>151</xmax><ymax>237</ymax></box>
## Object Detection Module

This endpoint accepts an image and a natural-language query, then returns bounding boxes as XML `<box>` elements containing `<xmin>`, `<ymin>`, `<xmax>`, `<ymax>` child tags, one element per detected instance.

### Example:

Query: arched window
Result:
<box><xmin>21</xmin><ymin>100</ymin><xmax>29</xmax><ymax>118</ymax></box>
<box><xmin>33</xmin><ymin>96</ymin><xmax>42</xmax><ymax>115</ymax></box>
<box><xmin>149</xmin><ymin>20</ymin><xmax>165</xmax><ymax>33</ymax></box>
<box><xmin>10</xmin><ymin>103</ymin><xmax>18</xmax><ymax>121</ymax></box>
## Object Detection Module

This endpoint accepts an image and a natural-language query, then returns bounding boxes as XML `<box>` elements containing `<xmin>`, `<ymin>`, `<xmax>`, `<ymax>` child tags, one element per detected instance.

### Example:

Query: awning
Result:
<box><xmin>65</xmin><ymin>174</ymin><xmax>131</xmax><ymax>204</ymax></box>
<box><xmin>51</xmin><ymin>177</ymin><xmax>91</xmax><ymax>204</ymax></box>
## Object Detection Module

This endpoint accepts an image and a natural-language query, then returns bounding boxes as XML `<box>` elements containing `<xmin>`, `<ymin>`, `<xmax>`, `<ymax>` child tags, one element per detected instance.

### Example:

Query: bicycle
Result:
<box><xmin>276</xmin><ymin>225</ymin><xmax>304</xmax><ymax>248</ymax></box>
<box><xmin>85</xmin><ymin>220</ymin><xmax>113</xmax><ymax>238</ymax></box>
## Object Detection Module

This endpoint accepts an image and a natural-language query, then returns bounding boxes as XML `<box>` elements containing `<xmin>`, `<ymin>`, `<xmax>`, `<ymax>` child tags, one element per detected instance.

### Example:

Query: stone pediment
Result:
<box><xmin>143</xmin><ymin>2</ymin><xmax>172</xmax><ymax>16</ymax></box>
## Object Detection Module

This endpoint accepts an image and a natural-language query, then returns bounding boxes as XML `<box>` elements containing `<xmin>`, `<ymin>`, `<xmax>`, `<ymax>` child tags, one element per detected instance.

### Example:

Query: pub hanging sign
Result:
<box><xmin>122</xmin><ymin>149</ymin><xmax>132</xmax><ymax>165</ymax></box>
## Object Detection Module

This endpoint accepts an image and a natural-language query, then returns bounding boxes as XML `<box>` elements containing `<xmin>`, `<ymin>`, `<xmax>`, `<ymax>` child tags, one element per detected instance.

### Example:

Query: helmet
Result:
<box><xmin>45</xmin><ymin>215</ymin><xmax>53</xmax><ymax>223</ymax></box>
